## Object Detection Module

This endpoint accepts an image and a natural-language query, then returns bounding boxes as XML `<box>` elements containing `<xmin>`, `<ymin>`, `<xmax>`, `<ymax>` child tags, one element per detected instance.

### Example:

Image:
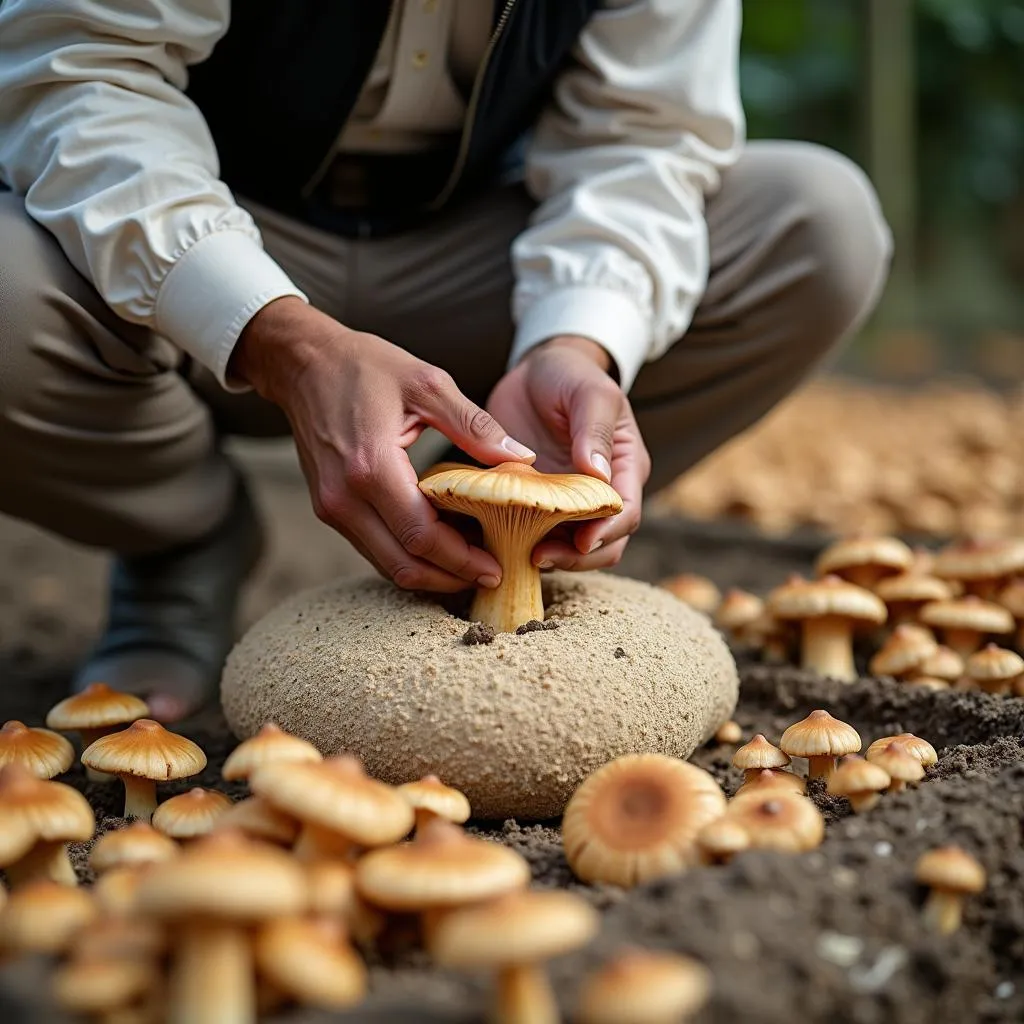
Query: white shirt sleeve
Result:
<box><xmin>510</xmin><ymin>0</ymin><xmax>745</xmax><ymax>392</ymax></box>
<box><xmin>0</xmin><ymin>0</ymin><xmax>307</xmax><ymax>389</ymax></box>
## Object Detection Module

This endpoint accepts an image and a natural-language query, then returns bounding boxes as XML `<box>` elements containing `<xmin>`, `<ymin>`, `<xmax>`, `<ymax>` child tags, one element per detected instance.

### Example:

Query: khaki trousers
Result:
<box><xmin>0</xmin><ymin>141</ymin><xmax>890</xmax><ymax>555</ymax></box>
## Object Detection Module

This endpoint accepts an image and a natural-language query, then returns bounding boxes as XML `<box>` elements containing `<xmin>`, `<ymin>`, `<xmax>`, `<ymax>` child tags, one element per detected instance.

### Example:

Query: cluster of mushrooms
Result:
<box><xmin>0</xmin><ymin>685</ymin><xmax>711</xmax><ymax>1024</ymax></box>
<box><xmin>658</xmin><ymin>379</ymin><xmax>1024</xmax><ymax>538</ymax></box>
<box><xmin>663</xmin><ymin>533</ymin><xmax>1024</xmax><ymax>689</ymax></box>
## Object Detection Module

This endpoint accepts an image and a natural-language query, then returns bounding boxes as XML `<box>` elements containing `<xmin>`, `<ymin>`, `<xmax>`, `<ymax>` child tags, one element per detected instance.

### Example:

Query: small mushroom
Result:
<box><xmin>919</xmin><ymin>597</ymin><xmax>1013</xmax><ymax>658</ymax></box>
<box><xmin>215</xmin><ymin>795</ymin><xmax>299</xmax><ymax>847</ymax></box>
<box><xmin>903</xmin><ymin>675</ymin><xmax>952</xmax><ymax>692</ymax></box>
<box><xmin>52</xmin><ymin>958</ymin><xmax>158</xmax><ymax>1019</ymax></box>
<box><xmin>875</xmin><ymin>573</ymin><xmax>953</xmax><ymax>625</ymax></box>
<box><xmin>815</xmin><ymin>534</ymin><xmax>914</xmax><ymax>589</ymax></box>
<box><xmin>419</xmin><ymin>463</ymin><xmax>621</xmax><ymax>633</ymax></box>
<box><xmin>46</xmin><ymin>683</ymin><xmax>149</xmax><ymax>782</ymax></box>
<box><xmin>90</xmin><ymin>821</ymin><xmax>179</xmax><ymax>874</ymax></box>
<box><xmin>724</xmin><ymin>791</ymin><xmax>825</xmax><ymax>853</ymax></box>
<box><xmin>827</xmin><ymin>755</ymin><xmax>891</xmax><ymax>813</ymax></box>
<box><xmin>732</xmin><ymin>767</ymin><xmax>806</xmax><ymax>799</ymax></box>
<box><xmin>769</xmin><ymin>575</ymin><xmax>886</xmax><ymax>681</ymax></box>
<box><xmin>696</xmin><ymin>817</ymin><xmax>750</xmax><ymax>864</ymax></box>
<box><xmin>868</xmin><ymin>625</ymin><xmax>937</xmax><ymax>679</ymax></box>
<box><xmin>865</xmin><ymin>740</ymin><xmax>925</xmax><ymax>792</ymax></box>
<box><xmin>659</xmin><ymin>573</ymin><xmax>721</xmax><ymax>614</ymax></box>
<box><xmin>965</xmin><ymin>643</ymin><xmax>1024</xmax><ymax>696</ymax></box>
<box><xmin>915</xmin><ymin>846</ymin><xmax>986</xmax><ymax>934</ymax></box>
<box><xmin>0</xmin><ymin>720</ymin><xmax>74</xmax><ymax>779</ymax></box>
<box><xmin>780</xmin><ymin>709</ymin><xmax>861</xmax><ymax>781</ymax></box>
<box><xmin>429</xmin><ymin>890</ymin><xmax>598</xmax><ymax>1024</ymax></box>
<box><xmin>577</xmin><ymin>950</ymin><xmax>712</xmax><ymax>1024</ymax></box>
<box><xmin>0</xmin><ymin>880</ymin><xmax>98</xmax><ymax>955</ymax></box>
<box><xmin>713</xmin><ymin>589</ymin><xmax>765</xmax><ymax>646</ymax></box>
<box><xmin>561</xmin><ymin>754</ymin><xmax>726</xmax><ymax>887</ymax></box>
<box><xmin>865</xmin><ymin>733</ymin><xmax>937</xmax><ymax>767</ymax></box>
<box><xmin>714</xmin><ymin>720</ymin><xmax>743</xmax><ymax>745</ymax></box>
<box><xmin>305</xmin><ymin>858</ymin><xmax>385</xmax><ymax>946</ymax></box>
<box><xmin>916</xmin><ymin>645</ymin><xmax>965</xmax><ymax>682</ymax></box>
<box><xmin>221</xmin><ymin>723</ymin><xmax>322</xmax><ymax>782</ymax></box>
<box><xmin>397</xmin><ymin>774</ymin><xmax>471</xmax><ymax>832</ymax></box>
<box><xmin>731</xmin><ymin>734</ymin><xmax>791</xmax><ymax>784</ymax></box>
<box><xmin>152</xmin><ymin>787</ymin><xmax>233</xmax><ymax>840</ymax></box>
<box><xmin>93</xmin><ymin>865</ymin><xmax>147</xmax><ymax>917</ymax></box>
<box><xmin>81</xmin><ymin>720</ymin><xmax>206</xmax><ymax>821</ymax></box>
<box><xmin>933</xmin><ymin>537</ymin><xmax>1024</xmax><ymax>600</ymax></box>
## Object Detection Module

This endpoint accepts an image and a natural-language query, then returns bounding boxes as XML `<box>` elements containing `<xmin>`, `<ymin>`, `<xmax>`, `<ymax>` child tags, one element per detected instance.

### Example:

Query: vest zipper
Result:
<box><xmin>427</xmin><ymin>0</ymin><xmax>518</xmax><ymax>211</ymax></box>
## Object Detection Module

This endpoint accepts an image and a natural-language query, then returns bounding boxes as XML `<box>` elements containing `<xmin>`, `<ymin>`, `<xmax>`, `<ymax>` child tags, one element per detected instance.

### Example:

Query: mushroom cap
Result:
<box><xmin>869</xmin><ymin>625</ymin><xmax>938</xmax><ymax>677</ymax></box>
<box><xmin>866</xmin><ymin>741</ymin><xmax>925</xmax><ymax>783</ymax></box>
<box><xmin>732</xmin><ymin>734</ymin><xmax>790</xmax><ymax>772</ymax></box>
<box><xmin>136</xmin><ymin>829</ymin><xmax>307</xmax><ymax>922</ymax></box>
<box><xmin>215</xmin><ymin>795</ymin><xmax>299</xmax><ymax>846</ymax></box>
<box><xmin>0</xmin><ymin>763</ymin><xmax>94</xmax><ymax>843</ymax></box>
<box><xmin>696</xmin><ymin>817</ymin><xmax>751</xmax><ymax>860</ymax></box>
<box><xmin>779</xmin><ymin>710</ymin><xmax>862</xmax><ymax>760</ymax></box>
<box><xmin>815</xmin><ymin>535</ymin><xmax>913</xmax><ymax>579</ymax></box>
<box><xmin>562</xmin><ymin>754</ymin><xmax>727</xmax><ymax>887</ymax></box>
<box><xmin>768</xmin><ymin>575</ymin><xmax>887</xmax><ymax>625</ymax></box>
<box><xmin>725</xmin><ymin>792</ymin><xmax>825</xmax><ymax>852</ymax></box>
<box><xmin>45</xmin><ymin>683</ymin><xmax>149</xmax><ymax>732</ymax></box>
<box><xmin>93</xmin><ymin>865</ymin><xmax>146</xmax><ymax>917</ymax></box>
<box><xmin>305</xmin><ymin>859</ymin><xmax>357</xmax><ymax>918</ymax></box>
<box><xmin>0</xmin><ymin>720</ymin><xmax>74</xmax><ymax>779</ymax></box>
<box><xmin>89</xmin><ymin>821</ymin><xmax>179</xmax><ymax>874</ymax></box>
<box><xmin>966</xmin><ymin>644</ymin><xmax>1024</xmax><ymax>682</ymax></box>
<box><xmin>255</xmin><ymin>917</ymin><xmax>367</xmax><ymax>1009</ymax></box>
<box><xmin>53</xmin><ymin>958</ymin><xmax>156</xmax><ymax>1015</ymax></box>
<box><xmin>0</xmin><ymin>881</ymin><xmax>98</xmax><ymax>954</ymax></box>
<box><xmin>732</xmin><ymin>768</ymin><xmax>806</xmax><ymax>799</ymax></box>
<box><xmin>659</xmin><ymin>573</ymin><xmax>721</xmax><ymax>614</ymax></box>
<box><xmin>874</xmin><ymin>573</ymin><xmax>952</xmax><ymax>605</ymax></box>
<box><xmin>933</xmin><ymin>537</ymin><xmax>1024</xmax><ymax>582</ymax></box>
<box><xmin>713</xmin><ymin>589</ymin><xmax>765</xmax><ymax>632</ymax></box>
<box><xmin>429</xmin><ymin>890</ymin><xmax>598</xmax><ymax>967</ymax></box>
<box><xmin>397</xmin><ymin>775</ymin><xmax>471</xmax><ymax>825</ymax></box>
<box><xmin>151</xmin><ymin>787</ymin><xmax>233</xmax><ymax>839</ymax></box>
<box><xmin>0</xmin><ymin>806</ymin><xmax>36</xmax><ymax>866</ymax></box>
<box><xmin>67</xmin><ymin>914</ymin><xmax>166</xmax><ymax>963</ymax></box>
<box><xmin>577</xmin><ymin>950</ymin><xmax>712</xmax><ymax>1024</ymax></box>
<box><xmin>919</xmin><ymin>597</ymin><xmax>1013</xmax><ymax>635</ymax></box>
<box><xmin>903</xmin><ymin>676</ymin><xmax>952</xmax><ymax>692</ymax></box>
<box><xmin>419</xmin><ymin>462</ymin><xmax>622</xmax><ymax>526</ymax></box>
<box><xmin>826</xmin><ymin>755</ymin><xmax>891</xmax><ymax>798</ymax></box>
<box><xmin>221</xmin><ymin>722</ymin><xmax>322</xmax><ymax>782</ymax></box>
<box><xmin>917</xmin><ymin>645</ymin><xmax>965</xmax><ymax>681</ymax></box>
<box><xmin>81</xmin><ymin>719</ymin><xmax>206</xmax><ymax>781</ymax></box>
<box><xmin>997</xmin><ymin>577</ymin><xmax>1024</xmax><ymax>617</ymax></box>
<box><xmin>915</xmin><ymin>845</ymin><xmax>986</xmax><ymax>893</ymax></box>
<box><xmin>355</xmin><ymin>818</ymin><xmax>529</xmax><ymax>911</ymax></box>
<box><xmin>250</xmin><ymin>754</ymin><xmax>414</xmax><ymax>847</ymax></box>
<box><xmin>865</xmin><ymin>733</ymin><xmax>938</xmax><ymax>767</ymax></box>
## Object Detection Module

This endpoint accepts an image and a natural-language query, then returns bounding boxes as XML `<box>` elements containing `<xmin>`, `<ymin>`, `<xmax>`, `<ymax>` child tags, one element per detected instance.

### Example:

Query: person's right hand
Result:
<box><xmin>229</xmin><ymin>297</ymin><xmax>535</xmax><ymax>593</ymax></box>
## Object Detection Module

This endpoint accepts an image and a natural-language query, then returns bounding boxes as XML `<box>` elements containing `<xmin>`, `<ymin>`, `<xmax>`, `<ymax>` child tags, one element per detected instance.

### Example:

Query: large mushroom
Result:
<box><xmin>919</xmin><ymin>597</ymin><xmax>1013</xmax><ymax>658</ymax></box>
<box><xmin>933</xmin><ymin>537</ymin><xmax>1024</xmax><ymax>600</ymax></box>
<box><xmin>419</xmin><ymin>462</ymin><xmax>621</xmax><ymax>633</ymax></box>
<box><xmin>814</xmin><ymin>534</ymin><xmax>913</xmax><ymax>589</ymax></box>
<box><xmin>0</xmin><ymin>720</ymin><xmax>74</xmax><ymax>779</ymax></box>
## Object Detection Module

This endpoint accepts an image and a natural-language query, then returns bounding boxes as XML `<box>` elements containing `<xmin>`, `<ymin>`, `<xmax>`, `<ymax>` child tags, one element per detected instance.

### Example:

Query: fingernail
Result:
<box><xmin>591</xmin><ymin>452</ymin><xmax>612</xmax><ymax>481</ymax></box>
<box><xmin>536</xmin><ymin>559</ymin><xmax>555</xmax><ymax>570</ymax></box>
<box><xmin>501</xmin><ymin>436</ymin><xmax>536</xmax><ymax>460</ymax></box>
<box><xmin>587</xmin><ymin>539</ymin><xmax>604</xmax><ymax>555</ymax></box>
<box><xmin>477</xmin><ymin>574</ymin><xmax>501</xmax><ymax>589</ymax></box>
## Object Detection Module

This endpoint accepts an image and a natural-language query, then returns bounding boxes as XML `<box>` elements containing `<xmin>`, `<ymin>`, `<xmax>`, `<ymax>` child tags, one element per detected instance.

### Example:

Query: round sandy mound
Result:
<box><xmin>221</xmin><ymin>572</ymin><xmax>738</xmax><ymax>820</ymax></box>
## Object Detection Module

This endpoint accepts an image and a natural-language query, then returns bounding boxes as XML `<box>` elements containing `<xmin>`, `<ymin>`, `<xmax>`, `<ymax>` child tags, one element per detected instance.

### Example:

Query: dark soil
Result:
<box><xmin>1</xmin><ymin>455</ymin><xmax>1022</xmax><ymax>1023</ymax></box>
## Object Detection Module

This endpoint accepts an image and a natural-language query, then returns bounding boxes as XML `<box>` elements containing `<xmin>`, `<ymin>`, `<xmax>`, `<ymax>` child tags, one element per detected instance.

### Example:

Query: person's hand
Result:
<box><xmin>230</xmin><ymin>297</ymin><xmax>535</xmax><ymax>593</ymax></box>
<box><xmin>486</xmin><ymin>335</ymin><xmax>651</xmax><ymax>571</ymax></box>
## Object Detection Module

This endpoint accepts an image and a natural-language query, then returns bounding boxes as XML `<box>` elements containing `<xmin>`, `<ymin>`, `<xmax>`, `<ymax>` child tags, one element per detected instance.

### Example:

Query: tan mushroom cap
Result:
<box><xmin>562</xmin><ymin>754</ymin><xmax>727</xmax><ymax>888</ymax></box>
<box><xmin>732</xmin><ymin>734</ymin><xmax>790</xmax><ymax>772</ymax></box>
<box><xmin>713</xmin><ymin>589</ymin><xmax>765</xmax><ymax>633</ymax></box>
<box><xmin>769</xmin><ymin>575</ymin><xmax>887</xmax><ymax>625</ymax></box>
<box><xmin>724</xmin><ymin>791</ymin><xmax>825</xmax><ymax>853</ymax></box>
<box><xmin>659</xmin><ymin>573</ymin><xmax>721</xmax><ymax>614</ymax></box>
<box><xmin>0</xmin><ymin>720</ymin><xmax>74</xmax><ymax>779</ymax></box>
<box><xmin>67</xmin><ymin>914</ymin><xmax>166</xmax><ymax>963</ymax></box>
<box><xmin>397</xmin><ymin>775</ymin><xmax>471</xmax><ymax>825</ymax></box>
<box><xmin>826</xmin><ymin>755</ymin><xmax>891</xmax><ymax>799</ymax></box>
<box><xmin>81</xmin><ymin>719</ymin><xmax>207</xmax><ymax>781</ymax></box>
<box><xmin>915</xmin><ymin>846</ymin><xmax>986</xmax><ymax>893</ymax></box>
<box><xmin>903</xmin><ymin>676</ymin><xmax>952</xmax><ymax>692</ymax></box>
<box><xmin>933</xmin><ymin>537</ymin><xmax>1024</xmax><ymax>583</ymax></box>
<box><xmin>52</xmin><ymin>958</ymin><xmax>157</xmax><ymax>1016</ymax></box>
<box><xmin>355</xmin><ymin>818</ymin><xmax>530</xmax><ymax>911</ymax></box>
<box><xmin>865</xmin><ymin>733</ymin><xmax>938</xmax><ymax>767</ymax></box>
<box><xmin>919</xmin><ymin>597</ymin><xmax>1013</xmax><ymax>635</ymax></box>
<box><xmin>136</xmin><ymin>829</ymin><xmax>307</xmax><ymax>922</ymax></box>
<box><xmin>151</xmin><ymin>787</ymin><xmax>233</xmax><ymax>839</ymax></box>
<box><xmin>429</xmin><ymin>890</ymin><xmax>599</xmax><ymax>967</ymax></box>
<box><xmin>732</xmin><ymin>768</ymin><xmax>806</xmax><ymax>799</ymax></box>
<box><xmin>779</xmin><ymin>710</ymin><xmax>862</xmax><ymax>760</ymax></box>
<box><xmin>221</xmin><ymin>722</ymin><xmax>322</xmax><ymax>782</ymax></box>
<box><xmin>875</xmin><ymin>573</ymin><xmax>953</xmax><ymax>605</ymax></box>
<box><xmin>917</xmin><ymin>645</ymin><xmax>965</xmax><ymax>681</ymax></box>
<box><xmin>92</xmin><ymin>865</ymin><xmax>147</xmax><ymax>917</ymax></box>
<box><xmin>966</xmin><ymin>644</ymin><xmax>1024</xmax><ymax>683</ymax></box>
<box><xmin>0</xmin><ymin>764</ymin><xmax>95</xmax><ymax>843</ymax></box>
<box><xmin>696</xmin><ymin>817</ymin><xmax>751</xmax><ymax>862</ymax></box>
<box><xmin>215</xmin><ymin>795</ymin><xmax>299</xmax><ymax>846</ymax></box>
<box><xmin>250</xmin><ymin>754</ymin><xmax>414</xmax><ymax>848</ymax></box>
<box><xmin>45</xmin><ymin>683</ymin><xmax>149</xmax><ymax>733</ymax></box>
<box><xmin>0</xmin><ymin>881</ymin><xmax>98</xmax><ymax>954</ymax></box>
<box><xmin>815</xmin><ymin>535</ymin><xmax>913</xmax><ymax>580</ymax></box>
<box><xmin>866</xmin><ymin>742</ymin><xmax>925</xmax><ymax>785</ymax></box>
<box><xmin>0</xmin><ymin>805</ymin><xmax>35</xmax><ymax>866</ymax></box>
<box><xmin>869</xmin><ymin>625</ymin><xmax>938</xmax><ymax>677</ymax></box>
<box><xmin>997</xmin><ymin>577</ymin><xmax>1024</xmax><ymax>616</ymax></box>
<box><xmin>89</xmin><ymin>821</ymin><xmax>179</xmax><ymax>874</ymax></box>
<box><xmin>577</xmin><ymin>951</ymin><xmax>712</xmax><ymax>1024</ymax></box>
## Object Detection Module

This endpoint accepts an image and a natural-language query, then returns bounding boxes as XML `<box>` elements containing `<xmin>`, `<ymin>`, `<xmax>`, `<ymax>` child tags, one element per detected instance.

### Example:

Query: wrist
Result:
<box><xmin>535</xmin><ymin>335</ymin><xmax>613</xmax><ymax>374</ymax></box>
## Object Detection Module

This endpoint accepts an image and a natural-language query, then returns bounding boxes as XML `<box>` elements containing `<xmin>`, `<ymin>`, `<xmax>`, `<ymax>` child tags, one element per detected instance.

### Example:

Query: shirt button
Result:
<box><xmin>412</xmin><ymin>49</ymin><xmax>429</xmax><ymax>70</ymax></box>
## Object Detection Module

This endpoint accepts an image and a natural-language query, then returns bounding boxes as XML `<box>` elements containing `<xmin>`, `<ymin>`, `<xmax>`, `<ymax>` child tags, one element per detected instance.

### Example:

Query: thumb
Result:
<box><xmin>570</xmin><ymin>380</ymin><xmax>622</xmax><ymax>483</ymax></box>
<box><xmin>412</xmin><ymin>370</ymin><xmax>535</xmax><ymax>466</ymax></box>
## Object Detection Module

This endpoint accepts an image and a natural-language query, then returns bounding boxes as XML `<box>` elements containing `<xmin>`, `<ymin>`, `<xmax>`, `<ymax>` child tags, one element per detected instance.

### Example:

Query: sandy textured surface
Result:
<box><xmin>222</xmin><ymin>571</ymin><xmax>738</xmax><ymax>819</ymax></box>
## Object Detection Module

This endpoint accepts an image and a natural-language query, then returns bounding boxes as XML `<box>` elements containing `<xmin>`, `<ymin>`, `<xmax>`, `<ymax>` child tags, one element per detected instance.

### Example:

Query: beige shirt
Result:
<box><xmin>0</xmin><ymin>0</ymin><xmax>745</xmax><ymax>392</ymax></box>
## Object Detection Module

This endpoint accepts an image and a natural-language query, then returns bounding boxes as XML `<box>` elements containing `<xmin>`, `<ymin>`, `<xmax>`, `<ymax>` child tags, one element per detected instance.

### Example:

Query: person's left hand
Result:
<box><xmin>486</xmin><ymin>335</ymin><xmax>651</xmax><ymax>570</ymax></box>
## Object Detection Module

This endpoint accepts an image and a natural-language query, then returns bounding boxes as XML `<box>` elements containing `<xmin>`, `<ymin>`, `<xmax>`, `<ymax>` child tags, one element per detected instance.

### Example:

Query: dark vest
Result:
<box><xmin>185</xmin><ymin>1</ymin><xmax>603</xmax><ymax>232</ymax></box>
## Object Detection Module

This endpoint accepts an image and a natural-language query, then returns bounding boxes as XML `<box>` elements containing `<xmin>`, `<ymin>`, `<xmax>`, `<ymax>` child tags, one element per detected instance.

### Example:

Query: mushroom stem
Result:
<box><xmin>470</xmin><ymin>519</ymin><xmax>544</xmax><ymax>633</ymax></box>
<box><xmin>921</xmin><ymin>889</ymin><xmax>964</xmax><ymax>935</ymax></box>
<box><xmin>494</xmin><ymin>963</ymin><xmax>558</xmax><ymax>1024</ymax></box>
<box><xmin>79</xmin><ymin>727</ymin><xmax>115</xmax><ymax>784</ymax></box>
<box><xmin>942</xmin><ymin>628</ymin><xmax>983</xmax><ymax>659</ymax></box>
<box><xmin>6</xmin><ymin>840</ymin><xmax>77</xmax><ymax>888</ymax></box>
<box><xmin>886</xmin><ymin>778</ymin><xmax>907</xmax><ymax>794</ymax></box>
<box><xmin>414</xmin><ymin>808</ymin><xmax>438</xmax><ymax>834</ymax></box>
<box><xmin>169</xmin><ymin>920</ymin><xmax>254</xmax><ymax>1024</ymax></box>
<box><xmin>843</xmin><ymin>567</ymin><xmax>881</xmax><ymax>591</ymax></box>
<box><xmin>848</xmin><ymin>792</ymin><xmax>881</xmax><ymax>814</ymax></box>
<box><xmin>806</xmin><ymin>755</ymin><xmax>836</xmax><ymax>782</ymax></box>
<box><xmin>293</xmin><ymin>824</ymin><xmax>354</xmax><ymax>862</ymax></box>
<box><xmin>799</xmin><ymin>617</ymin><xmax>857</xmax><ymax>681</ymax></box>
<box><xmin>122</xmin><ymin>775</ymin><xmax>158</xmax><ymax>820</ymax></box>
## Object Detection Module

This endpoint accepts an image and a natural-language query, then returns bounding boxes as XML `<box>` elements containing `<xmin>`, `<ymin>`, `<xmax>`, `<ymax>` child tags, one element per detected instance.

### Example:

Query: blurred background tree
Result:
<box><xmin>740</xmin><ymin>0</ymin><xmax>1024</xmax><ymax>377</ymax></box>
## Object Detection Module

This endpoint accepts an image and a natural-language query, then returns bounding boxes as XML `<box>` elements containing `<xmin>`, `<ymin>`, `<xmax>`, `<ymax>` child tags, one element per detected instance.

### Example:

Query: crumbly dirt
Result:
<box><xmin>0</xmin><ymin>446</ymin><xmax>1022</xmax><ymax>1023</ymax></box>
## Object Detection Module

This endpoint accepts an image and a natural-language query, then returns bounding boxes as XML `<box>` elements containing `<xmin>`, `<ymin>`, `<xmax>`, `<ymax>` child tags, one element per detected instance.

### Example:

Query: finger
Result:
<box><xmin>568</xmin><ymin>379</ymin><xmax>624</xmax><ymax>483</ymax></box>
<box><xmin>531</xmin><ymin>535</ymin><xmax>630</xmax><ymax>572</ymax></box>
<box><xmin>406</xmin><ymin>367</ymin><xmax>535</xmax><ymax>466</ymax></box>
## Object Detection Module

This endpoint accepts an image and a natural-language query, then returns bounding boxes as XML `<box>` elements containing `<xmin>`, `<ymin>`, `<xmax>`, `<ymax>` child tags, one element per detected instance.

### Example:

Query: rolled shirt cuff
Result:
<box><xmin>154</xmin><ymin>229</ymin><xmax>307</xmax><ymax>391</ymax></box>
<box><xmin>510</xmin><ymin>285</ymin><xmax>650</xmax><ymax>392</ymax></box>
